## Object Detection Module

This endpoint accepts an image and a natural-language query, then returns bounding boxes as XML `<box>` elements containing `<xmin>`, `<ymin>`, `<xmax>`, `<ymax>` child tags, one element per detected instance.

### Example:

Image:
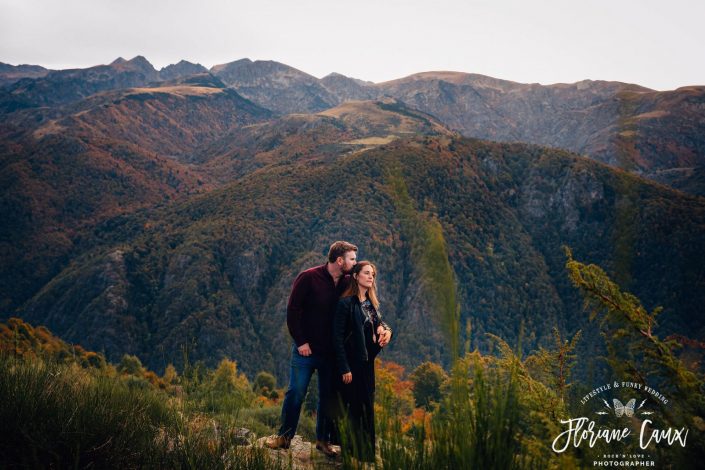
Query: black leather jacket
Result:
<box><xmin>333</xmin><ymin>295</ymin><xmax>392</xmax><ymax>375</ymax></box>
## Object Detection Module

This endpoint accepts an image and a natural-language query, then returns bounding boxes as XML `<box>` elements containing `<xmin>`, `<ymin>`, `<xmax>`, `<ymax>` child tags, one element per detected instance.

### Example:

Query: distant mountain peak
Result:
<box><xmin>322</xmin><ymin>72</ymin><xmax>374</xmax><ymax>86</ymax></box>
<box><xmin>210</xmin><ymin>58</ymin><xmax>316</xmax><ymax>80</ymax></box>
<box><xmin>175</xmin><ymin>59</ymin><xmax>193</xmax><ymax>65</ymax></box>
<box><xmin>159</xmin><ymin>60</ymin><xmax>208</xmax><ymax>81</ymax></box>
<box><xmin>210</xmin><ymin>58</ymin><xmax>251</xmax><ymax>74</ymax></box>
<box><xmin>159</xmin><ymin>72</ymin><xmax>227</xmax><ymax>89</ymax></box>
<box><xmin>126</xmin><ymin>55</ymin><xmax>156</xmax><ymax>71</ymax></box>
<box><xmin>209</xmin><ymin>58</ymin><xmax>334</xmax><ymax>114</ymax></box>
<box><xmin>109</xmin><ymin>55</ymin><xmax>155</xmax><ymax>73</ymax></box>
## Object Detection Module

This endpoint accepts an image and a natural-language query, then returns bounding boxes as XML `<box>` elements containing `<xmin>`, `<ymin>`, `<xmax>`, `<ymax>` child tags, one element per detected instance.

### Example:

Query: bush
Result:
<box><xmin>253</xmin><ymin>371</ymin><xmax>276</xmax><ymax>394</ymax></box>
<box><xmin>409</xmin><ymin>361</ymin><xmax>448</xmax><ymax>410</ymax></box>
<box><xmin>118</xmin><ymin>353</ymin><xmax>144</xmax><ymax>375</ymax></box>
<box><xmin>163</xmin><ymin>363</ymin><xmax>178</xmax><ymax>384</ymax></box>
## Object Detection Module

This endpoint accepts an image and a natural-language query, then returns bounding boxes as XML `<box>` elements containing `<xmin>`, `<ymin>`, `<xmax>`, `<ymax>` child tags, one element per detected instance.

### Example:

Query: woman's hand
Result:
<box><xmin>342</xmin><ymin>372</ymin><xmax>352</xmax><ymax>384</ymax></box>
<box><xmin>377</xmin><ymin>326</ymin><xmax>391</xmax><ymax>347</ymax></box>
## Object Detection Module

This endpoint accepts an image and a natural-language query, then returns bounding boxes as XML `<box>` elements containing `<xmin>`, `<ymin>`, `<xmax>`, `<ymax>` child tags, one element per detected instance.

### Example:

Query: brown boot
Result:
<box><xmin>315</xmin><ymin>440</ymin><xmax>340</xmax><ymax>458</ymax></box>
<box><xmin>264</xmin><ymin>434</ymin><xmax>291</xmax><ymax>449</ymax></box>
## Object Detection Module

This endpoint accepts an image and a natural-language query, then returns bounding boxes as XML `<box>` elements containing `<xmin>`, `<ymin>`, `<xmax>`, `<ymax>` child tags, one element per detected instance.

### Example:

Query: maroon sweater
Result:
<box><xmin>287</xmin><ymin>264</ymin><xmax>351</xmax><ymax>355</ymax></box>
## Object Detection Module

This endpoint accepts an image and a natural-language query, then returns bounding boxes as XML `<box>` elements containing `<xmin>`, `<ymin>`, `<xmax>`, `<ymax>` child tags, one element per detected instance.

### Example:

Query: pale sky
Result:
<box><xmin>1</xmin><ymin>0</ymin><xmax>703</xmax><ymax>91</ymax></box>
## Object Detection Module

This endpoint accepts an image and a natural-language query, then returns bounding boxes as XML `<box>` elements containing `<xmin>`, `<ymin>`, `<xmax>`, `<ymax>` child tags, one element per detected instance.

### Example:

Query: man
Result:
<box><xmin>265</xmin><ymin>241</ymin><xmax>358</xmax><ymax>457</ymax></box>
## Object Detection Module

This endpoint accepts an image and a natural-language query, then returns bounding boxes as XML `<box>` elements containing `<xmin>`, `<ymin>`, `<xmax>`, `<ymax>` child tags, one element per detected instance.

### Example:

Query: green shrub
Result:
<box><xmin>253</xmin><ymin>371</ymin><xmax>276</xmax><ymax>393</ymax></box>
<box><xmin>409</xmin><ymin>361</ymin><xmax>448</xmax><ymax>410</ymax></box>
<box><xmin>118</xmin><ymin>353</ymin><xmax>144</xmax><ymax>375</ymax></box>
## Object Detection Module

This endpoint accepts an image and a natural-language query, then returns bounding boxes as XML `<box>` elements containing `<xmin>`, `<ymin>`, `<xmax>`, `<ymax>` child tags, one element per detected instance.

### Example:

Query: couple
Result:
<box><xmin>265</xmin><ymin>241</ymin><xmax>393</xmax><ymax>462</ymax></box>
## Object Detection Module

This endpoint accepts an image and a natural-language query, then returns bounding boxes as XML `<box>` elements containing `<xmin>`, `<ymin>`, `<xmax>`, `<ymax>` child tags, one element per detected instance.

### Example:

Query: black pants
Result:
<box><xmin>335</xmin><ymin>358</ymin><xmax>376</xmax><ymax>462</ymax></box>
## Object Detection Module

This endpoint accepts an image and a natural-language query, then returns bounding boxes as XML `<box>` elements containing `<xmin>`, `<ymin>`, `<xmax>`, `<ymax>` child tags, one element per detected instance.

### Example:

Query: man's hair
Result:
<box><xmin>328</xmin><ymin>241</ymin><xmax>358</xmax><ymax>263</ymax></box>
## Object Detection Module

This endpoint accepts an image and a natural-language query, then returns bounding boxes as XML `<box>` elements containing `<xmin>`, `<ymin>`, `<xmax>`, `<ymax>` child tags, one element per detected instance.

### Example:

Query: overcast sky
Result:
<box><xmin>1</xmin><ymin>0</ymin><xmax>702</xmax><ymax>90</ymax></box>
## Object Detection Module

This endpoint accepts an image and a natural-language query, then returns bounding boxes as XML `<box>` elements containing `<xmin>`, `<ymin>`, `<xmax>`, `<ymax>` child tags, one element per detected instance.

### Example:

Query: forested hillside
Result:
<box><xmin>16</xmin><ymin>134</ymin><xmax>705</xmax><ymax>382</ymax></box>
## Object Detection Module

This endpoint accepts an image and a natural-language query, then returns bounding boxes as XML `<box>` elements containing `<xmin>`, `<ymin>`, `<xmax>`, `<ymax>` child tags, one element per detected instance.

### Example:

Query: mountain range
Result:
<box><xmin>208</xmin><ymin>61</ymin><xmax>705</xmax><ymax>192</ymax></box>
<box><xmin>2</xmin><ymin>56</ymin><xmax>704</xmax><ymax>380</ymax></box>
<box><xmin>4</xmin><ymin>57</ymin><xmax>704</xmax><ymax>192</ymax></box>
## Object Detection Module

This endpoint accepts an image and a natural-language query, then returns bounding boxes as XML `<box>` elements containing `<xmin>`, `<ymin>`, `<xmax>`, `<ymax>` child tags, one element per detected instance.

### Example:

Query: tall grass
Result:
<box><xmin>372</xmin><ymin>353</ymin><xmax>546</xmax><ymax>470</ymax></box>
<box><xmin>0</xmin><ymin>353</ymin><xmax>287</xmax><ymax>469</ymax></box>
<box><xmin>379</xmin><ymin>168</ymin><xmax>541</xmax><ymax>468</ymax></box>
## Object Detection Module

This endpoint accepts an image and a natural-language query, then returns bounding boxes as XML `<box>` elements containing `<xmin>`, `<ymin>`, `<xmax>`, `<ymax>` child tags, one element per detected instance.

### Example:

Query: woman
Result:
<box><xmin>332</xmin><ymin>261</ymin><xmax>392</xmax><ymax>462</ymax></box>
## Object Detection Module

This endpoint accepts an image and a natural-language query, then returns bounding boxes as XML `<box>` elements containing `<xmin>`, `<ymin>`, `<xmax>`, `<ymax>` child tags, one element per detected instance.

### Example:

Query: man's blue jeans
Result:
<box><xmin>278</xmin><ymin>344</ymin><xmax>333</xmax><ymax>441</ymax></box>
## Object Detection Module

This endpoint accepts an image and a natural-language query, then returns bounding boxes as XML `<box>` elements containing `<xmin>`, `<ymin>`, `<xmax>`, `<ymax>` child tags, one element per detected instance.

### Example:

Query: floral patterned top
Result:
<box><xmin>360</xmin><ymin>298</ymin><xmax>381</xmax><ymax>348</ymax></box>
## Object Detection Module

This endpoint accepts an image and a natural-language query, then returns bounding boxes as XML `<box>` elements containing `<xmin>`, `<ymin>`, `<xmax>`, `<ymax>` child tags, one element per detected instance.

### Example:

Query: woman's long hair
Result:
<box><xmin>341</xmin><ymin>261</ymin><xmax>379</xmax><ymax>310</ymax></box>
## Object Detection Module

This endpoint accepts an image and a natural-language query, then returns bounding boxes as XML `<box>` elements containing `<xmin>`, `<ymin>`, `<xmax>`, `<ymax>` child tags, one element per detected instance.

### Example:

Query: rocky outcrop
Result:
<box><xmin>22</xmin><ymin>249</ymin><xmax>139</xmax><ymax>360</ymax></box>
<box><xmin>252</xmin><ymin>435</ymin><xmax>341</xmax><ymax>469</ymax></box>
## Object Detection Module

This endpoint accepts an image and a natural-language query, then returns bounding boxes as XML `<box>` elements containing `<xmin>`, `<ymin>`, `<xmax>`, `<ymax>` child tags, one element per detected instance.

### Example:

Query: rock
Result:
<box><xmin>230</xmin><ymin>427</ymin><xmax>256</xmax><ymax>446</ymax></box>
<box><xmin>252</xmin><ymin>435</ymin><xmax>341</xmax><ymax>469</ymax></box>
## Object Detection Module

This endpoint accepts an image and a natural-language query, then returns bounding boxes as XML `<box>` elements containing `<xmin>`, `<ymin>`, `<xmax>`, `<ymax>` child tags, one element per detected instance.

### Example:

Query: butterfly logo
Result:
<box><xmin>613</xmin><ymin>398</ymin><xmax>635</xmax><ymax>417</ymax></box>
<box><xmin>595</xmin><ymin>398</ymin><xmax>653</xmax><ymax>417</ymax></box>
